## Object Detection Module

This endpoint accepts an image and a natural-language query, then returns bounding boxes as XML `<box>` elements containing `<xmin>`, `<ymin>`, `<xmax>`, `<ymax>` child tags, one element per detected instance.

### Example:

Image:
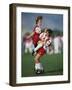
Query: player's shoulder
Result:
<box><xmin>34</xmin><ymin>25</ymin><xmax>40</xmax><ymax>30</ymax></box>
<box><xmin>36</xmin><ymin>26</ymin><xmax>41</xmax><ymax>30</ymax></box>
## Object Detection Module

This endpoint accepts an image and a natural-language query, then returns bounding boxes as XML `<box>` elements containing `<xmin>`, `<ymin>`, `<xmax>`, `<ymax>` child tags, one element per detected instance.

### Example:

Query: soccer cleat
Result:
<box><xmin>41</xmin><ymin>69</ymin><xmax>44</xmax><ymax>73</ymax></box>
<box><xmin>32</xmin><ymin>50</ymin><xmax>36</xmax><ymax>56</ymax></box>
<box><xmin>35</xmin><ymin>69</ymin><xmax>44</xmax><ymax>74</ymax></box>
<box><xmin>35</xmin><ymin>69</ymin><xmax>41</xmax><ymax>74</ymax></box>
<box><xmin>32</xmin><ymin>50</ymin><xmax>35</xmax><ymax>55</ymax></box>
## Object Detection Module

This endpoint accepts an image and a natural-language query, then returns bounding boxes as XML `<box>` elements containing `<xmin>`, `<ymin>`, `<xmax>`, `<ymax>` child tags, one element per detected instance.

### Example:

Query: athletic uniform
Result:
<box><xmin>32</xmin><ymin>26</ymin><xmax>41</xmax><ymax>47</ymax></box>
<box><xmin>37</xmin><ymin>32</ymin><xmax>52</xmax><ymax>56</ymax></box>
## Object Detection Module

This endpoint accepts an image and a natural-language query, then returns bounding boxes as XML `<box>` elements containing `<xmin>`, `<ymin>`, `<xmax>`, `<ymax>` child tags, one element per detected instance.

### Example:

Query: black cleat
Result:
<box><xmin>35</xmin><ymin>69</ymin><xmax>41</xmax><ymax>74</ymax></box>
<box><xmin>40</xmin><ymin>69</ymin><xmax>44</xmax><ymax>73</ymax></box>
<box><xmin>32</xmin><ymin>50</ymin><xmax>36</xmax><ymax>56</ymax></box>
<box><xmin>32</xmin><ymin>50</ymin><xmax>35</xmax><ymax>56</ymax></box>
<box><xmin>35</xmin><ymin>69</ymin><xmax>44</xmax><ymax>74</ymax></box>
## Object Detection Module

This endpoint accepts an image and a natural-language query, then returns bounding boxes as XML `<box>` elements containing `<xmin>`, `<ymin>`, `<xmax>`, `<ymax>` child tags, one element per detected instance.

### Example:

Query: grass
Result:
<box><xmin>21</xmin><ymin>52</ymin><xmax>63</xmax><ymax>77</ymax></box>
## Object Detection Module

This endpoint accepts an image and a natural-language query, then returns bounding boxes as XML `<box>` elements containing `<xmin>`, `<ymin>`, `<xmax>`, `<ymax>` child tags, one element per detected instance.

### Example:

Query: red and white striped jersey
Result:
<box><xmin>43</xmin><ymin>37</ymin><xmax>52</xmax><ymax>50</ymax></box>
<box><xmin>39</xmin><ymin>32</ymin><xmax>48</xmax><ymax>42</ymax></box>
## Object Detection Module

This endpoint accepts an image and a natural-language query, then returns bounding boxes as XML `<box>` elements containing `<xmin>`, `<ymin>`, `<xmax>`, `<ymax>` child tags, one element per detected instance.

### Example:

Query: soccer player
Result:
<box><xmin>23</xmin><ymin>32</ymin><xmax>33</xmax><ymax>53</ymax></box>
<box><xmin>53</xmin><ymin>34</ymin><xmax>62</xmax><ymax>54</ymax></box>
<box><xmin>28</xmin><ymin>16</ymin><xmax>43</xmax><ymax>47</ymax></box>
<box><xmin>34</xmin><ymin>29</ymin><xmax>52</xmax><ymax>74</ymax></box>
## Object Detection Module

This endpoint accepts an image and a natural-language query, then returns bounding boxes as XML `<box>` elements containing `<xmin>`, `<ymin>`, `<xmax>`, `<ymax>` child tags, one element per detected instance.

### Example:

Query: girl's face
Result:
<box><xmin>37</xmin><ymin>20</ymin><xmax>42</xmax><ymax>27</ymax></box>
<box><xmin>46</xmin><ymin>31</ymin><xmax>49</xmax><ymax>36</ymax></box>
<box><xmin>45</xmin><ymin>29</ymin><xmax>49</xmax><ymax>36</ymax></box>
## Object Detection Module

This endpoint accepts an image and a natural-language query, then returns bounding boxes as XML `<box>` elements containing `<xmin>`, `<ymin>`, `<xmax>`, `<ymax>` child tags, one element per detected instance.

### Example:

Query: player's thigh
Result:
<box><xmin>38</xmin><ymin>40</ymin><xmax>44</xmax><ymax>45</ymax></box>
<box><xmin>35</xmin><ymin>53</ymin><xmax>41</xmax><ymax>60</ymax></box>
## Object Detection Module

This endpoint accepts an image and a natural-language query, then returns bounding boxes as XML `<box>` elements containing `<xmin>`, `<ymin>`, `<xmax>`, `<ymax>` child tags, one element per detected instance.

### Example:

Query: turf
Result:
<box><xmin>21</xmin><ymin>52</ymin><xmax>63</xmax><ymax>77</ymax></box>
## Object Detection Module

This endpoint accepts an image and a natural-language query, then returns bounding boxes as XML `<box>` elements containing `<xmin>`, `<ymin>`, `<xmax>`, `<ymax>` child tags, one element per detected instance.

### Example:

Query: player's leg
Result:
<box><xmin>32</xmin><ymin>41</ymin><xmax>44</xmax><ymax>55</ymax></box>
<box><xmin>34</xmin><ymin>53</ymin><xmax>41</xmax><ymax>70</ymax></box>
<box><xmin>34</xmin><ymin>53</ymin><xmax>44</xmax><ymax>74</ymax></box>
<box><xmin>28</xmin><ymin>45</ymin><xmax>32</xmax><ymax>53</ymax></box>
<box><xmin>25</xmin><ymin>47</ymin><xmax>28</xmax><ymax>53</ymax></box>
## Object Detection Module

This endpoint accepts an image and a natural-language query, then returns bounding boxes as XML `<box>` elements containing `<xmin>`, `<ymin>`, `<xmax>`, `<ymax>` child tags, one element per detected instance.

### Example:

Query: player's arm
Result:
<box><xmin>43</xmin><ymin>39</ymin><xmax>52</xmax><ymax>50</ymax></box>
<box><xmin>46</xmin><ymin>38</ymin><xmax>52</xmax><ymax>46</ymax></box>
<box><xmin>29</xmin><ymin>32</ymin><xmax>34</xmax><ymax>37</ymax></box>
<box><xmin>27</xmin><ymin>32</ymin><xmax>34</xmax><ymax>38</ymax></box>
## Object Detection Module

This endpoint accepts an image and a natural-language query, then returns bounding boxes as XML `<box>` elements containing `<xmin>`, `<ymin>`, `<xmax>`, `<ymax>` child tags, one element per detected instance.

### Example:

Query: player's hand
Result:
<box><xmin>26</xmin><ymin>36</ymin><xmax>30</xmax><ymax>39</ymax></box>
<box><xmin>26</xmin><ymin>32</ymin><xmax>34</xmax><ymax>38</ymax></box>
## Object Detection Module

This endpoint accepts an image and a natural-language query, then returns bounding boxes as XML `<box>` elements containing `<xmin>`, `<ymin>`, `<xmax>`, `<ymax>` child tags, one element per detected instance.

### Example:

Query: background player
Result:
<box><xmin>23</xmin><ymin>32</ymin><xmax>33</xmax><ymax>53</ymax></box>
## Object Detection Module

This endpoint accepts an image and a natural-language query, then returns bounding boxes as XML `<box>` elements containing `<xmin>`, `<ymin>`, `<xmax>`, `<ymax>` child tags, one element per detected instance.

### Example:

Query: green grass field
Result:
<box><xmin>21</xmin><ymin>52</ymin><xmax>63</xmax><ymax>77</ymax></box>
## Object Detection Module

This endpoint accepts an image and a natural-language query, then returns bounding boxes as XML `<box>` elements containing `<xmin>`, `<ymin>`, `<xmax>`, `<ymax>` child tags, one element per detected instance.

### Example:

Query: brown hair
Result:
<box><xmin>36</xmin><ymin>16</ymin><xmax>43</xmax><ymax>24</ymax></box>
<box><xmin>45</xmin><ymin>28</ymin><xmax>53</xmax><ymax>36</ymax></box>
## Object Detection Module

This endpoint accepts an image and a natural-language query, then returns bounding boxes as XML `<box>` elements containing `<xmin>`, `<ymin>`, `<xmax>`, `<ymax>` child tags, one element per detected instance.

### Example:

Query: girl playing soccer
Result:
<box><xmin>34</xmin><ymin>28</ymin><xmax>53</xmax><ymax>74</ymax></box>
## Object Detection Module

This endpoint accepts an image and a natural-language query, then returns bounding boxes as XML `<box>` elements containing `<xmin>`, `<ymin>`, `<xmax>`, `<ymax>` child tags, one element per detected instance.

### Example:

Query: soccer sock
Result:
<box><xmin>35</xmin><ymin>63</ymin><xmax>41</xmax><ymax>70</ymax></box>
<box><xmin>34</xmin><ymin>43</ymin><xmax>43</xmax><ymax>52</ymax></box>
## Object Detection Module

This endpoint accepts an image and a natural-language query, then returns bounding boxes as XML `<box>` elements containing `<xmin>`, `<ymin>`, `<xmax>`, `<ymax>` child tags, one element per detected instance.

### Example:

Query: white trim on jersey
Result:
<box><xmin>39</xmin><ymin>32</ymin><xmax>48</xmax><ymax>42</ymax></box>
